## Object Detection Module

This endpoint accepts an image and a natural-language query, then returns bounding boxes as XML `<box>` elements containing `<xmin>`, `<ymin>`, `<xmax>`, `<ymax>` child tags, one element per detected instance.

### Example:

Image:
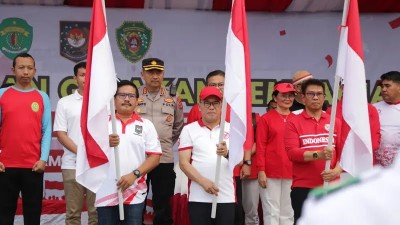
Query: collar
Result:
<box><xmin>384</xmin><ymin>100</ymin><xmax>400</xmax><ymax>105</ymax></box>
<box><xmin>198</xmin><ymin>118</ymin><xmax>220</xmax><ymax>130</ymax></box>
<box><xmin>115</xmin><ymin>113</ymin><xmax>143</xmax><ymax>124</ymax></box>
<box><xmin>301</xmin><ymin>110</ymin><xmax>327</xmax><ymax>120</ymax></box>
<box><xmin>73</xmin><ymin>89</ymin><xmax>83</xmax><ymax>100</ymax></box>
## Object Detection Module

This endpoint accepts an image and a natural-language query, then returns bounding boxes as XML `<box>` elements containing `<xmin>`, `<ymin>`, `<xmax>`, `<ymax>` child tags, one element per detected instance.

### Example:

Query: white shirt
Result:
<box><xmin>178</xmin><ymin>120</ymin><xmax>234</xmax><ymax>203</ymax></box>
<box><xmin>95</xmin><ymin>114</ymin><xmax>161</xmax><ymax>206</ymax></box>
<box><xmin>373</xmin><ymin>101</ymin><xmax>400</xmax><ymax>167</ymax></box>
<box><xmin>53</xmin><ymin>90</ymin><xmax>83</xmax><ymax>169</ymax></box>
<box><xmin>298</xmin><ymin>155</ymin><xmax>400</xmax><ymax>225</ymax></box>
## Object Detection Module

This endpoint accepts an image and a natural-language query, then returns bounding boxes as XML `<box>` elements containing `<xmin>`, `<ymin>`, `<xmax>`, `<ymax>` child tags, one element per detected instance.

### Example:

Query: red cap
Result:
<box><xmin>199</xmin><ymin>86</ymin><xmax>223</xmax><ymax>100</ymax></box>
<box><xmin>274</xmin><ymin>83</ymin><xmax>295</xmax><ymax>93</ymax></box>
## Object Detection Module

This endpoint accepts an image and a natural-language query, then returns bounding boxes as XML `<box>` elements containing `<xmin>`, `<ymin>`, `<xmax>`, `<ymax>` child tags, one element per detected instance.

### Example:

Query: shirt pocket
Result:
<box><xmin>161</xmin><ymin>106</ymin><xmax>174</xmax><ymax>126</ymax></box>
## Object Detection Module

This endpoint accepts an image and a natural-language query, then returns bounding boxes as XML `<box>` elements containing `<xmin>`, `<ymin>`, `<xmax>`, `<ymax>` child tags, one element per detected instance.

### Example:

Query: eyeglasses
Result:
<box><xmin>305</xmin><ymin>92</ymin><xmax>325</xmax><ymax>98</ymax></box>
<box><xmin>202</xmin><ymin>101</ymin><xmax>221</xmax><ymax>108</ymax></box>
<box><xmin>116</xmin><ymin>93</ymin><xmax>137</xmax><ymax>100</ymax></box>
<box><xmin>208</xmin><ymin>82</ymin><xmax>224</xmax><ymax>88</ymax></box>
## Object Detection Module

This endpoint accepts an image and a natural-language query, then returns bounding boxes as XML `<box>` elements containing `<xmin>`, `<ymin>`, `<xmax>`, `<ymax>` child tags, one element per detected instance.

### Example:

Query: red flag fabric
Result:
<box><xmin>76</xmin><ymin>0</ymin><xmax>117</xmax><ymax>192</ymax></box>
<box><xmin>338</xmin><ymin>0</ymin><xmax>373</xmax><ymax>176</ymax></box>
<box><xmin>224</xmin><ymin>0</ymin><xmax>254</xmax><ymax>170</ymax></box>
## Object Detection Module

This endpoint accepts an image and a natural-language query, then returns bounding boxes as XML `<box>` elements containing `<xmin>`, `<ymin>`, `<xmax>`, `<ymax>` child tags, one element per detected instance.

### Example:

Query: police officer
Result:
<box><xmin>136</xmin><ymin>58</ymin><xmax>184</xmax><ymax>225</ymax></box>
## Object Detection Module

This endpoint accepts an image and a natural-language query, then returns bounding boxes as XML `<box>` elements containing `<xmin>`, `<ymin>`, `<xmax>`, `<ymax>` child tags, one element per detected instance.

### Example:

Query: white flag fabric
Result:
<box><xmin>224</xmin><ymin>0</ymin><xmax>254</xmax><ymax>171</ymax></box>
<box><xmin>338</xmin><ymin>0</ymin><xmax>373</xmax><ymax>176</ymax></box>
<box><xmin>76</xmin><ymin>0</ymin><xmax>117</xmax><ymax>193</ymax></box>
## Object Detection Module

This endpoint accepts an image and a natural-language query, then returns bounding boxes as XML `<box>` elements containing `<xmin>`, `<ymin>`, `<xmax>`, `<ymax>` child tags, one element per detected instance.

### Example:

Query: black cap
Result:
<box><xmin>142</xmin><ymin>58</ymin><xmax>164</xmax><ymax>71</ymax></box>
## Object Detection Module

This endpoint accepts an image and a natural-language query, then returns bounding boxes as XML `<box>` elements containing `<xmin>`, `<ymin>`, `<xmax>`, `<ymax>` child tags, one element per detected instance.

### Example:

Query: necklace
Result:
<box><xmin>277</xmin><ymin>111</ymin><xmax>290</xmax><ymax>122</ymax></box>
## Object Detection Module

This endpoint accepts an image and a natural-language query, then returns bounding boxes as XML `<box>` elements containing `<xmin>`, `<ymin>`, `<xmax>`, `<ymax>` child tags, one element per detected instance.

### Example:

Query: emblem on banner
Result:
<box><xmin>0</xmin><ymin>18</ymin><xmax>33</xmax><ymax>60</ymax></box>
<box><xmin>116</xmin><ymin>21</ymin><xmax>152</xmax><ymax>63</ymax></box>
<box><xmin>60</xmin><ymin>21</ymin><xmax>90</xmax><ymax>62</ymax></box>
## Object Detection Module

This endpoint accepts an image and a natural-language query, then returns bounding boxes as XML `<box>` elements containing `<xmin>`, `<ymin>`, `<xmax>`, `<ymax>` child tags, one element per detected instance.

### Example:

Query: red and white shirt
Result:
<box><xmin>178</xmin><ymin>120</ymin><xmax>234</xmax><ymax>203</ymax></box>
<box><xmin>373</xmin><ymin>101</ymin><xmax>400</xmax><ymax>167</ymax></box>
<box><xmin>285</xmin><ymin>111</ymin><xmax>341</xmax><ymax>188</ymax></box>
<box><xmin>95</xmin><ymin>114</ymin><xmax>161</xmax><ymax>207</ymax></box>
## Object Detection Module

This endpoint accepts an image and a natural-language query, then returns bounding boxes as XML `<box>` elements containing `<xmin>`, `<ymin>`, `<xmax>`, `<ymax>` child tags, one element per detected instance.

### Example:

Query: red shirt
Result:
<box><xmin>326</xmin><ymin>100</ymin><xmax>381</xmax><ymax>165</ymax></box>
<box><xmin>285</xmin><ymin>111</ymin><xmax>342</xmax><ymax>188</ymax></box>
<box><xmin>255</xmin><ymin>110</ymin><xmax>294</xmax><ymax>179</ymax></box>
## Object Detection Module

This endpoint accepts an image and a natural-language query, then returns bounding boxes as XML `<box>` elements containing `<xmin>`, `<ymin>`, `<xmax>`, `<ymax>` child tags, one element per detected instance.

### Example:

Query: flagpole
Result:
<box><xmin>211</xmin><ymin>97</ymin><xmax>227</xmax><ymax>218</ymax></box>
<box><xmin>110</xmin><ymin>99</ymin><xmax>125</xmax><ymax>220</ymax></box>
<box><xmin>324</xmin><ymin>0</ymin><xmax>350</xmax><ymax>187</ymax></box>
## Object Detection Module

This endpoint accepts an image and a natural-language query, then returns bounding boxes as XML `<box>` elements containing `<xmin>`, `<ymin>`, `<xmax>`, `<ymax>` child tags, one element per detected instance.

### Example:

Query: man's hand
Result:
<box><xmin>319</xmin><ymin>147</ymin><xmax>333</xmax><ymax>160</ymax></box>
<box><xmin>258</xmin><ymin>171</ymin><xmax>268</xmax><ymax>189</ymax></box>
<box><xmin>32</xmin><ymin>160</ymin><xmax>46</xmax><ymax>173</ymax></box>
<box><xmin>109</xmin><ymin>134</ymin><xmax>120</xmax><ymax>147</ymax></box>
<box><xmin>240</xmin><ymin>164</ymin><xmax>251</xmax><ymax>179</ymax></box>
<box><xmin>199</xmin><ymin>177</ymin><xmax>219</xmax><ymax>196</ymax></box>
<box><xmin>117</xmin><ymin>173</ymin><xmax>136</xmax><ymax>192</ymax></box>
<box><xmin>216</xmin><ymin>141</ymin><xmax>228</xmax><ymax>157</ymax></box>
<box><xmin>0</xmin><ymin>162</ymin><xmax>5</xmax><ymax>172</ymax></box>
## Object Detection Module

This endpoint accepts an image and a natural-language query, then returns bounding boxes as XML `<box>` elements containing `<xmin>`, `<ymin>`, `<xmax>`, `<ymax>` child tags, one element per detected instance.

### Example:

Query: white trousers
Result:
<box><xmin>259</xmin><ymin>178</ymin><xmax>294</xmax><ymax>225</ymax></box>
<box><xmin>242</xmin><ymin>179</ymin><xmax>260</xmax><ymax>225</ymax></box>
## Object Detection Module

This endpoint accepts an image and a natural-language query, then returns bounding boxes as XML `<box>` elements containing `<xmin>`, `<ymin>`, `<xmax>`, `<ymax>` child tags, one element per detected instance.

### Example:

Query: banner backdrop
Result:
<box><xmin>0</xmin><ymin>5</ymin><xmax>399</xmax><ymax>224</ymax></box>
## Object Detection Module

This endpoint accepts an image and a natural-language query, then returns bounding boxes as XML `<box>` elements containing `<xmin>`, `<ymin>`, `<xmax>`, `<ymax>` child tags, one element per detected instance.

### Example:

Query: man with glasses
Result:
<box><xmin>136</xmin><ymin>58</ymin><xmax>184</xmax><ymax>225</ymax></box>
<box><xmin>187</xmin><ymin>70</ymin><xmax>230</xmax><ymax>124</ymax></box>
<box><xmin>54</xmin><ymin>62</ymin><xmax>98</xmax><ymax>225</ymax></box>
<box><xmin>284</xmin><ymin>79</ymin><xmax>342</xmax><ymax>224</ymax></box>
<box><xmin>96</xmin><ymin>80</ymin><xmax>161</xmax><ymax>224</ymax></box>
<box><xmin>179</xmin><ymin>86</ymin><xmax>235</xmax><ymax>225</ymax></box>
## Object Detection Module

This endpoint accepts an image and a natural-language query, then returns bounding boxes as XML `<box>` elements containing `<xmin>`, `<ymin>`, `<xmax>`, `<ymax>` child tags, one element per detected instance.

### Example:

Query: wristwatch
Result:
<box><xmin>133</xmin><ymin>169</ymin><xmax>141</xmax><ymax>178</ymax></box>
<box><xmin>312</xmin><ymin>152</ymin><xmax>319</xmax><ymax>159</ymax></box>
<box><xmin>244</xmin><ymin>160</ymin><xmax>252</xmax><ymax>166</ymax></box>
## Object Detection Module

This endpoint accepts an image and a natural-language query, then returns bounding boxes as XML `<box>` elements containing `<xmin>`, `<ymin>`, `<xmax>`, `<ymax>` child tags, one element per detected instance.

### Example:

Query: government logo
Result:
<box><xmin>60</xmin><ymin>21</ymin><xmax>90</xmax><ymax>62</ymax></box>
<box><xmin>0</xmin><ymin>18</ymin><xmax>33</xmax><ymax>60</ymax></box>
<box><xmin>116</xmin><ymin>21</ymin><xmax>152</xmax><ymax>63</ymax></box>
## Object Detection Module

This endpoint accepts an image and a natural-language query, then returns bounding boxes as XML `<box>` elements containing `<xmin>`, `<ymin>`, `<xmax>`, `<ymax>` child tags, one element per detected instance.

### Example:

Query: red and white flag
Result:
<box><xmin>77</xmin><ymin>0</ymin><xmax>117</xmax><ymax>193</ymax></box>
<box><xmin>337</xmin><ymin>0</ymin><xmax>372</xmax><ymax>176</ymax></box>
<box><xmin>224</xmin><ymin>0</ymin><xmax>254</xmax><ymax>170</ymax></box>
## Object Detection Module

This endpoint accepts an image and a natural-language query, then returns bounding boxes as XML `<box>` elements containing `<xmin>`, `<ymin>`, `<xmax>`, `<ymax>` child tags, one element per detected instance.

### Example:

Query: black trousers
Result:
<box><xmin>290</xmin><ymin>187</ymin><xmax>311</xmax><ymax>225</ymax></box>
<box><xmin>147</xmin><ymin>163</ymin><xmax>176</xmax><ymax>225</ymax></box>
<box><xmin>234</xmin><ymin>176</ymin><xmax>244</xmax><ymax>225</ymax></box>
<box><xmin>188</xmin><ymin>202</ymin><xmax>235</xmax><ymax>225</ymax></box>
<box><xmin>0</xmin><ymin>168</ymin><xmax>44</xmax><ymax>225</ymax></box>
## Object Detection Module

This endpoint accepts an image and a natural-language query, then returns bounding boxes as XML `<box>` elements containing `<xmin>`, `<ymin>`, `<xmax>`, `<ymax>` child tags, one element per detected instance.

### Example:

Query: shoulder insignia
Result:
<box><xmin>142</xmin><ymin>87</ymin><xmax>147</xmax><ymax>95</ymax></box>
<box><xmin>160</xmin><ymin>87</ymin><xmax>165</xmax><ymax>95</ymax></box>
<box><xmin>137</xmin><ymin>97</ymin><xmax>144</xmax><ymax>103</ymax></box>
<box><xmin>310</xmin><ymin>177</ymin><xmax>361</xmax><ymax>200</ymax></box>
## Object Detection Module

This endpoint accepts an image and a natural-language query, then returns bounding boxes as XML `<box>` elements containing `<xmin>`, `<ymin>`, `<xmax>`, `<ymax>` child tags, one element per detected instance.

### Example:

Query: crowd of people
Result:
<box><xmin>0</xmin><ymin>52</ymin><xmax>400</xmax><ymax>225</ymax></box>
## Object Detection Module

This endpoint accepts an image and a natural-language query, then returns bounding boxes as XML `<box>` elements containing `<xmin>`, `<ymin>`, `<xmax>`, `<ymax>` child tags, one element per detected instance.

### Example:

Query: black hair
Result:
<box><xmin>301</xmin><ymin>79</ymin><xmax>325</xmax><ymax>95</ymax></box>
<box><xmin>13</xmin><ymin>52</ymin><xmax>35</xmax><ymax>68</ymax></box>
<box><xmin>206</xmin><ymin>70</ymin><xmax>225</xmax><ymax>83</ymax></box>
<box><xmin>73</xmin><ymin>61</ymin><xmax>86</xmax><ymax>76</ymax></box>
<box><xmin>115</xmin><ymin>80</ymin><xmax>139</xmax><ymax>98</ymax></box>
<box><xmin>380</xmin><ymin>71</ymin><xmax>400</xmax><ymax>84</ymax></box>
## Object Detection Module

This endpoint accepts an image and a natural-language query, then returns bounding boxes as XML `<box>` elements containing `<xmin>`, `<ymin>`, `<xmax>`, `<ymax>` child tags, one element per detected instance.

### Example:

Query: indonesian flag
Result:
<box><xmin>337</xmin><ymin>0</ymin><xmax>372</xmax><ymax>176</ymax></box>
<box><xmin>76</xmin><ymin>0</ymin><xmax>117</xmax><ymax>193</ymax></box>
<box><xmin>224</xmin><ymin>0</ymin><xmax>254</xmax><ymax>170</ymax></box>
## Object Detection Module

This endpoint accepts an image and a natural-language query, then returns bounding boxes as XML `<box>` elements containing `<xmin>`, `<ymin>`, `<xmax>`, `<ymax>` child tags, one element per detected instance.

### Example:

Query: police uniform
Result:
<box><xmin>137</xmin><ymin>57</ymin><xmax>184</xmax><ymax>225</ymax></box>
<box><xmin>136</xmin><ymin>85</ymin><xmax>184</xmax><ymax>163</ymax></box>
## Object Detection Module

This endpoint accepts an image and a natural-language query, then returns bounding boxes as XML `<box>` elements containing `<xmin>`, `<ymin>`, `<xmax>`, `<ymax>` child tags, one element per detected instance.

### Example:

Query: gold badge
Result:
<box><xmin>136</xmin><ymin>108</ymin><xmax>141</xmax><ymax>113</ymax></box>
<box><xmin>164</xmin><ymin>97</ymin><xmax>174</xmax><ymax>103</ymax></box>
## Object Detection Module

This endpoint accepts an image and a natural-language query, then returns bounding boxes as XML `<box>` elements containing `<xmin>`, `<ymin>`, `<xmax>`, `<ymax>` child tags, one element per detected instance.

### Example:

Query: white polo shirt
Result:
<box><xmin>373</xmin><ymin>101</ymin><xmax>400</xmax><ymax>167</ymax></box>
<box><xmin>95</xmin><ymin>114</ymin><xmax>161</xmax><ymax>206</ymax></box>
<box><xmin>53</xmin><ymin>90</ymin><xmax>83</xmax><ymax>170</ymax></box>
<box><xmin>178</xmin><ymin>120</ymin><xmax>234</xmax><ymax>203</ymax></box>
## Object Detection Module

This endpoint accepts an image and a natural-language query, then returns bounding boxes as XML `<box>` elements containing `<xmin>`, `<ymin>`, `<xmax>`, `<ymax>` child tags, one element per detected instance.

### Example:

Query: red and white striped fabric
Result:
<box><xmin>337</xmin><ymin>0</ymin><xmax>373</xmax><ymax>176</ymax></box>
<box><xmin>77</xmin><ymin>0</ymin><xmax>117</xmax><ymax>193</ymax></box>
<box><xmin>3</xmin><ymin>0</ymin><xmax>400</xmax><ymax>12</ymax></box>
